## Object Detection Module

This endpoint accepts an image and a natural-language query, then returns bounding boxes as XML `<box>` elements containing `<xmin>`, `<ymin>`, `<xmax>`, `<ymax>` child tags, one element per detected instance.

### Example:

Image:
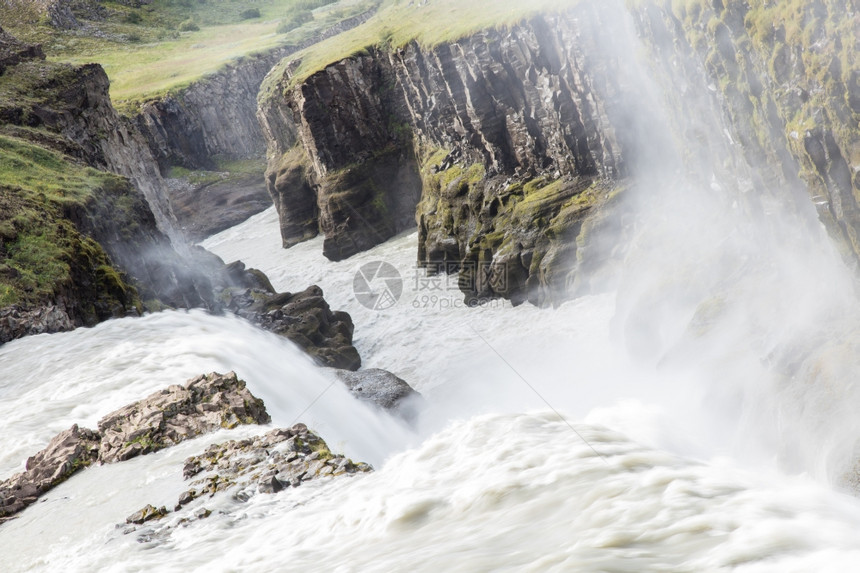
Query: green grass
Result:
<box><xmin>0</xmin><ymin>0</ymin><xmax>374</xmax><ymax>111</ymax></box>
<box><xmin>0</xmin><ymin>135</ymin><xmax>136</xmax><ymax>307</ymax></box>
<box><xmin>280</xmin><ymin>0</ymin><xmax>581</xmax><ymax>85</ymax></box>
<box><xmin>167</xmin><ymin>157</ymin><xmax>266</xmax><ymax>185</ymax></box>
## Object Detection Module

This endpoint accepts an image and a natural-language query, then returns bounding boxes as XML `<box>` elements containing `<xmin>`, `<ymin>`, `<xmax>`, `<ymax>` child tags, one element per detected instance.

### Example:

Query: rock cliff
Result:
<box><xmin>258</xmin><ymin>5</ymin><xmax>651</xmax><ymax>305</ymax></box>
<box><xmin>136</xmin><ymin>11</ymin><xmax>374</xmax><ymax>174</ymax></box>
<box><xmin>0</xmin><ymin>26</ymin><xmax>363</xmax><ymax>351</ymax></box>
<box><xmin>630</xmin><ymin>0</ymin><xmax>860</xmax><ymax>269</ymax></box>
<box><xmin>259</xmin><ymin>0</ymin><xmax>859</xmax><ymax>307</ymax></box>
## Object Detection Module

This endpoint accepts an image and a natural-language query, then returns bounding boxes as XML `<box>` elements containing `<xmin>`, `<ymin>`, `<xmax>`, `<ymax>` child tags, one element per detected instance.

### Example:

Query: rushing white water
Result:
<box><xmin>1</xmin><ymin>209</ymin><xmax>859</xmax><ymax>570</ymax></box>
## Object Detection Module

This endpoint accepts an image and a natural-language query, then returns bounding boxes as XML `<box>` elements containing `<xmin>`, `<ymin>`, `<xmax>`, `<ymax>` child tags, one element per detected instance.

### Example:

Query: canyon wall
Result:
<box><xmin>0</xmin><ymin>29</ymin><xmax>248</xmax><ymax>341</ymax></box>
<box><xmin>258</xmin><ymin>4</ymin><xmax>658</xmax><ymax>305</ymax></box>
<box><xmin>135</xmin><ymin>10</ymin><xmax>374</xmax><ymax>174</ymax></box>
<box><xmin>260</xmin><ymin>0</ymin><xmax>858</xmax><ymax>306</ymax></box>
<box><xmin>631</xmin><ymin>0</ymin><xmax>860</xmax><ymax>268</ymax></box>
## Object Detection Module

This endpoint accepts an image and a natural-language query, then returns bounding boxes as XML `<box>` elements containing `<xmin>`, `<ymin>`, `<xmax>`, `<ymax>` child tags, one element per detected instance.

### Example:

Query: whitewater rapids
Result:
<box><xmin>0</xmin><ymin>208</ymin><xmax>859</xmax><ymax>570</ymax></box>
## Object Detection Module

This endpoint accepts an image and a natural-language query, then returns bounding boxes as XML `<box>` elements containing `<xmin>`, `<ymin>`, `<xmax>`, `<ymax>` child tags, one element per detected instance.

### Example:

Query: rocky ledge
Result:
<box><xmin>0</xmin><ymin>371</ymin><xmax>269</xmax><ymax>523</ymax></box>
<box><xmin>219</xmin><ymin>266</ymin><xmax>361</xmax><ymax>370</ymax></box>
<box><xmin>97</xmin><ymin>372</ymin><xmax>270</xmax><ymax>463</ymax></box>
<box><xmin>124</xmin><ymin>423</ymin><xmax>372</xmax><ymax>537</ymax></box>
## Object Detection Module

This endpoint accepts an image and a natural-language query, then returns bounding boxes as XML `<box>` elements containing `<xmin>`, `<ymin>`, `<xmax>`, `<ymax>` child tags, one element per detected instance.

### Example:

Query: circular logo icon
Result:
<box><xmin>353</xmin><ymin>261</ymin><xmax>402</xmax><ymax>310</ymax></box>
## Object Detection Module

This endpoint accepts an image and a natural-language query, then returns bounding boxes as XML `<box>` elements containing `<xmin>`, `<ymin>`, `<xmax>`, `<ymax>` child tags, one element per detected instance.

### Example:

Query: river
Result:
<box><xmin>1</xmin><ymin>206</ymin><xmax>859</xmax><ymax>571</ymax></box>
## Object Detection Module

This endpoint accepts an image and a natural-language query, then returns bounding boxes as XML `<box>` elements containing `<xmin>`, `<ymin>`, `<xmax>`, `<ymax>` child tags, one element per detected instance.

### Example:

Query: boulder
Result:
<box><xmin>330</xmin><ymin>368</ymin><xmax>422</xmax><ymax>419</ymax></box>
<box><xmin>221</xmin><ymin>284</ymin><xmax>361</xmax><ymax>370</ymax></box>
<box><xmin>123</xmin><ymin>424</ymin><xmax>373</xmax><ymax>536</ymax></box>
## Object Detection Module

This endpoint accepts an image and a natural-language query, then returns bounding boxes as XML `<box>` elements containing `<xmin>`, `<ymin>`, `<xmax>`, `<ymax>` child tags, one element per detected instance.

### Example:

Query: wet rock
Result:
<box><xmin>220</xmin><ymin>284</ymin><xmax>361</xmax><ymax>370</ymax></box>
<box><xmin>0</xmin><ymin>425</ymin><xmax>100</xmax><ymax>524</ymax></box>
<box><xmin>97</xmin><ymin>371</ymin><xmax>270</xmax><ymax>463</ymax></box>
<box><xmin>0</xmin><ymin>304</ymin><xmax>76</xmax><ymax>344</ymax></box>
<box><xmin>126</xmin><ymin>504</ymin><xmax>168</xmax><ymax>525</ymax></box>
<box><xmin>180</xmin><ymin>425</ymin><xmax>372</xmax><ymax>500</ymax></box>
<box><xmin>126</xmin><ymin>426</ymin><xmax>372</xmax><ymax>536</ymax></box>
<box><xmin>0</xmin><ymin>372</ymin><xmax>271</xmax><ymax>524</ymax></box>
<box><xmin>330</xmin><ymin>368</ymin><xmax>423</xmax><ymax>419</ymax></box>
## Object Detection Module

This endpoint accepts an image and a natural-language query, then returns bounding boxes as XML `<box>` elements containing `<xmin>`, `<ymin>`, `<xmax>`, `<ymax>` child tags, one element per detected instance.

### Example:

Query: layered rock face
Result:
<box><xmin>260</xmin><ymin>54</ymin><xmax>423</xmax><ymax>260</ymax></box>
<box><xmin>260</xmin><ymin>0</ymin><xmax>859</xmax><ymax>306</ymax></box>
<box><xmin>630</xmin><ymin>0</ymin><xmax>860</xmax><ymax>270</ymax></box>
<box><xmin>137</xmin><ymin>11</ymin><xmax>374</xmax><ymax>173</ymax></box>
<box><xmin>259</xmin><ymin>6</ymin><xmax>645</xmax><ymax>305</ymax></box>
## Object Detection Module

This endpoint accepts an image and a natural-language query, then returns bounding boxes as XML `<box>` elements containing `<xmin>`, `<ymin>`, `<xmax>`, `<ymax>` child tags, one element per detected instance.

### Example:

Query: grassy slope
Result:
<box><xmin>0</xmin><ymin>0</ymin><xmax>374</xmax><ymax>110</ymax></box>
<box><xmin>280</xmin><ymin>0</ymin><xmax>580</xmax><ymax>86</ymax></box>
<box><xmin>0</xmin><ymin>135</ymin><xmax>137</xmax><ymax>308</ymax></box>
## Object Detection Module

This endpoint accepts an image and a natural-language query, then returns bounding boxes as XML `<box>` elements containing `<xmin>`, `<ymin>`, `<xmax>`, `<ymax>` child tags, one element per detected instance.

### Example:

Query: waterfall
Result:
<box><xmin>2</xmin><ymin>0</ymin><xmax>860</xmax><ymax>570</ymax></box>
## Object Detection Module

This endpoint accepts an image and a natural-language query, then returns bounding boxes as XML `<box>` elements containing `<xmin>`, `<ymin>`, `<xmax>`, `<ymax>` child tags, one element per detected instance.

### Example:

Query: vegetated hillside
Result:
<box><xmin>0</xmin><ymin>26</ymin><xmax>241</xmax><ymax>342</ymax></box>
<box><xmin>0</xmin><ymin>0</ymin><xmax>375</xmax><ymax>110</ymax></box>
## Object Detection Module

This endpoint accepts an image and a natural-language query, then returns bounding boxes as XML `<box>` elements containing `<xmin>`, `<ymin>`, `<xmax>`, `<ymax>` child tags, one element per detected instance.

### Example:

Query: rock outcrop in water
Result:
<box><xmin>123</xmin><ymin>423</ymin><xmax>372</xmax><ymax>538</ymax></box>
<box><xmin>219</xmin><ymin>274</ymin><xmax>361</xmax><ymax>370</ymax></box>
<box><xmin>97</xmin><ymin>371</ymin><xmax>270</xmax><ymax>463</ymax></box>
<box><xmin>329</xmin><ymin>368</ymin><xmax>422</xmax><ymax>419</ymax></box>
<box><xmin>0</xmin><ymin>372</ymin><xmax>269</xmax><ymax>523</ymax></box>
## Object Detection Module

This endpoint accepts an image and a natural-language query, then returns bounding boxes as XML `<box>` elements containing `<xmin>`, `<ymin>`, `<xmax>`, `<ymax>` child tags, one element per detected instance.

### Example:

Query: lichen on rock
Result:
<box><xmin>97</xmin><ymin>371</ymin><xmax>270</xmax><ymax>463</ymax></box>
<box><xmin>123</xmin><ymin>424</ymin><xmax>373</xmax><ymax>537</ymax></box>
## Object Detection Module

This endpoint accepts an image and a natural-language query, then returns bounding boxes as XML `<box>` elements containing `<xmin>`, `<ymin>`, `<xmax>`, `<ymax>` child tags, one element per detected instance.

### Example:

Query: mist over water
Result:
<box><xmin>3</xmin><ymin>0</ymin><xmax>860</xmax><ymax>570</ymax></box>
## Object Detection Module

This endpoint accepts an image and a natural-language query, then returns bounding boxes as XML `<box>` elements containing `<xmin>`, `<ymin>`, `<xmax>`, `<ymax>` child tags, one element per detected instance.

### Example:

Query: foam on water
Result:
<box><xmin>3</xmin><ymin>206</ymin><xmax>860</xmax><ymax>570</ymax></box>
<box><xmin>11</xmin><ymin>415</ymin><xmax>860</xmax><ymax>572</ymax></box>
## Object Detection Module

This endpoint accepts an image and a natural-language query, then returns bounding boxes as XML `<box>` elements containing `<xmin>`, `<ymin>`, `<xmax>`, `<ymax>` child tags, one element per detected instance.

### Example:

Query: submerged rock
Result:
<box><xmin>330</xmin><ymin>368</ymin><xmax>423</xmax><ymax>419</ymax></box>
<box><xmin>97</xmin><ymin>371</ymin><xmax>270</xmax><ymax>463</ymax></box>
<box><xmin>125</xmin><ymin>504</ymin><xmax>169</xmax><ymax>525</ymax></box>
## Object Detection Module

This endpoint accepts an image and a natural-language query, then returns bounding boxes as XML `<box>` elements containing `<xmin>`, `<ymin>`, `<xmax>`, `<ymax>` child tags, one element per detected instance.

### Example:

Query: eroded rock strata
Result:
<box><xmin>258</xmin><ymin>7</ymin><xmax>643</xmax><ymax>306</ymax></box>
<box><xmin>260</xmin><ymin>1</ymin><xmax>859</xmax><ymax>307</ymax></box>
